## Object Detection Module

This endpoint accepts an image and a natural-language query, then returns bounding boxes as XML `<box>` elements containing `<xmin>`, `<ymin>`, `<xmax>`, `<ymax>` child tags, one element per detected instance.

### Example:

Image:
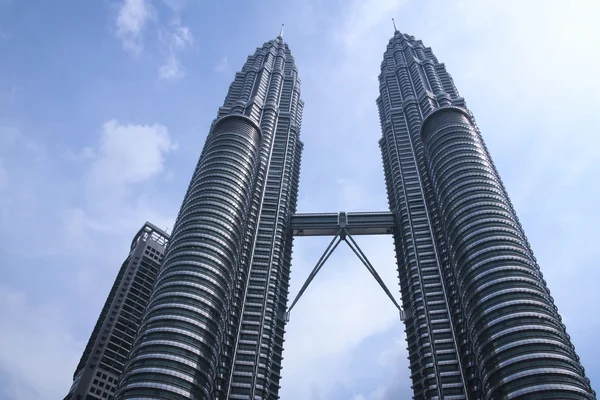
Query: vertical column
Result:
<box><xmin>379</xmin><ymin>33</ymin><xmax>469</xmax><ymax>399</ymax></box>
<box><xmin>420</xmin><ymin>106</ymin><xmax>594</xmax><ymax>399</ymax></box>
<box><xmin>117</xmin><ymin>115</ymin><xmax>262</xmax><ymax>400</ymax></box>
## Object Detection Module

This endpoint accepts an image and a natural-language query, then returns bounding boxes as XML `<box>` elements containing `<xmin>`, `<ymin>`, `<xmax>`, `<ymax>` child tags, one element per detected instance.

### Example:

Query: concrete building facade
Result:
<box><xmin>64</xmin><ymin>223</ymin><xmax>169</xmax><ymax>400</ymax></box>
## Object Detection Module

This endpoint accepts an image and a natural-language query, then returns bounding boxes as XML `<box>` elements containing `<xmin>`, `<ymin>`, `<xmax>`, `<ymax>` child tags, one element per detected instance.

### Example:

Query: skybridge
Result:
<box><xmin>287</xmin><ymin>211</ymin><xmax>405</xmax><ymax>322</ymax></box>
<box><xmin>290</xmin><ymin>211</ymin><xmax>396</xmax><ymax>236</ymax></box>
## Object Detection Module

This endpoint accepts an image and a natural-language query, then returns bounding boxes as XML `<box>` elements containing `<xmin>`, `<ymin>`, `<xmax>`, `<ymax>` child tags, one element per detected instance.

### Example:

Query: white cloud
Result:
<box><xmin>214</xmin><ymin>56</ymin><xmax>229</xmax><ymax>73</ymax></box>
<box><xmin>113</xmin><ymin>0</ymin><xmax>194</xmax><ymax>80</ymax></box>
<box><xmin>158</xmin><ymin>19</ymin><xmax>193</xmax><ymax>80</ymax></box>
<box><xmin>169</xmin><ymin>22</ymin><xmax>192</xmax><ymax>51</ymax></box>
<box><xmin>88</xmin><ymin>119</ymin><xmax>177</xmax><ymax>195</ymax></box>
<box><xmin>115</xmin><ymin>0</ymin><xmax>153</xmax><ymax>55</ymax></box>
<box><xmin>159</xmin><ymin>53</ymin><xmax>185</xmax><ymax>79</ymax></box>
<box><xmin>0</xmin><ymin>121</ymin><xmax>180</xmax><ymax>397</ymax></box>
<box><xmin>0</xmin><ymin>120</ymin><xmax>178</xmax><ymax>253</ymax></box>
<box><xmin>79</xmin><ymin>119</ymin><xmax>178</xmax><ymax>235</ymax></box>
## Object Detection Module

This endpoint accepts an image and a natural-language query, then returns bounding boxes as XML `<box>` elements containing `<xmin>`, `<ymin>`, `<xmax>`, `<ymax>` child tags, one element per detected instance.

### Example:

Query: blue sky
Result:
<box><xmin>0</xmin><ymin>0</ymin><xmax>599</xmax><ymax>399</ymax></box>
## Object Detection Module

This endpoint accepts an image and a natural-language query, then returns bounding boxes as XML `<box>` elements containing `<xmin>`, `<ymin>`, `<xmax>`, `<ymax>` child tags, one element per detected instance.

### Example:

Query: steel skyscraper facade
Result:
<box><xmin>116</xmin><ymin>34</ymin><xmax>303</xmax><ymax>400</ymax></box>
<box><xmin>378</xmin><ymin>29</ymin><xmax>595</xmax><ymax>399</ymax></box>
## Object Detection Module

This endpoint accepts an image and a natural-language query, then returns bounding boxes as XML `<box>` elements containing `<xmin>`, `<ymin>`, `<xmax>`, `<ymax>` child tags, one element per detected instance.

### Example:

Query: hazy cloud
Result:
<box><xmin>0</xmin><ymin>159</ymin><xmax>7</xmax><ymax>191</ymax></box>
<box><xmin>0</xmin><ymin>27</ymin><xmax>10</xmax><ymax>43</ymax></box>
<box><xmin>158</xmin><ymin>19</ymin><xmax>193</xmax><ymax>80</ymax></box>
<box><xmin>81</xmin><ymin>120</ymin><xmax>178</xmax><ymax>237</ymax></box>
<box><xmin>87</xmin><ymin>120</ymin><xmax>176</xmax><ymax>192</ymax></box>
<box><xmin>159</xmin><ymin>53</ymin><xmax>185</xmax><ymax>79</ymax></box>
<box><xmin>214</xmin><ymin>56</ymin><xmax>229</xmax><ymax>73</ymax></box>
<box><xmin>114</xmin><ymin>0</ymin><xmax>194</xmax><ymax>79</ymax></box>
<box><xmin>0</xmin><ymin>286</ymin><xmax>83</xmax><ymax>400</ymax></box>
<box><xmin>115</xmin><ymin>0</ymin><xmax>154</xmax><ymax>55</ymax></box>
<box><xmin>160</xmin><ymin>0</ymin><xmax>188</xmax><ymax>12</ymax></box>
<box><xmin>332</xmin><ymin>0</ymin><xmax>408</xmax><ymax>51</ymax></box>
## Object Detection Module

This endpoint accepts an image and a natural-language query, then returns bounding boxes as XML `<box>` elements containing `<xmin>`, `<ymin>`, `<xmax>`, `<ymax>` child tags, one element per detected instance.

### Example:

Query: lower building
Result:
<box><xmin>64</xmin><ymin>222</ymin><xmax>169</xmax><ymax>400</ymax></box>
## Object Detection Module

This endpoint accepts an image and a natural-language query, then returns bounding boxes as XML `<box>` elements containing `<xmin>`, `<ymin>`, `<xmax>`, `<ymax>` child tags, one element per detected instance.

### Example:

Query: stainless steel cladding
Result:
<box><xmin>118</xmin><ymin>115</ymin><xmax>262</xmax><ymax>399</ymax></box>
<box><xmin>420</xmin><ymin>107</ymin><xmax>594</xmax><ymax>399</ymax></box>
<box><xmin>117</xmin><ymin>35</ymin><xmax>303</xmax><ymax>400</ymax></box>
<box><xmin>378</xmin><ymin>30</ymin><xmax>469</xmax><ymax>399</ymax></box>
<box><xmin>378</xmin><ymin>30</ymin><xmax>595</xmax><ymax>399</ymax></box>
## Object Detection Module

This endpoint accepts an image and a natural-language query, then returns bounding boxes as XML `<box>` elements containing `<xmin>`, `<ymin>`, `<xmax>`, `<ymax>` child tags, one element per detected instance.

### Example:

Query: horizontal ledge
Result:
<box><xmin>290</xmin><ymin>211</ymin><xmax>396</xmax><ymax>236</ymax></box>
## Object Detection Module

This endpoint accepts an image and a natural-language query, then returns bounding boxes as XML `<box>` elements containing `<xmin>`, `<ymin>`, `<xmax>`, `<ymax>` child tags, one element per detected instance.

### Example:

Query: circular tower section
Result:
<box><xmin>420</xmin><ymin>106</ymin><xmax>594</xmax><ymax>399</ymax></box>
<box><xmin>117</xmin><ymin>115</ymin><xmax>262</xmax><ymax>400</ymax></box>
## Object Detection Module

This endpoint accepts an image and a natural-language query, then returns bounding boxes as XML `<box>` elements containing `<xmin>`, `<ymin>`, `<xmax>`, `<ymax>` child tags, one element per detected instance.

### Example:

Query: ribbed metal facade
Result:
<box><xmin>378</xmin><ymin>30</ymin><xmax>468</xmax><ymax>399</ymax></box>
<box><xmin>116</xmin><ymin>35</ymin><xmax>303</xmax><ymax>400</ymax></box>
<box><xmin>378</xmin><ymin>30</ymin><xmax>595</xmax><ymax>399</ymax></box>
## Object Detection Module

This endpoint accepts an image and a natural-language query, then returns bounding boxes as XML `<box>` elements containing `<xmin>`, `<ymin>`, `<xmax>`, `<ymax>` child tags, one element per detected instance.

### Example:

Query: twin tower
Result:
<box><xmin>72</xmin><ymin>30</ymin><xmax>596</xmax><ymax>400</ymax></box>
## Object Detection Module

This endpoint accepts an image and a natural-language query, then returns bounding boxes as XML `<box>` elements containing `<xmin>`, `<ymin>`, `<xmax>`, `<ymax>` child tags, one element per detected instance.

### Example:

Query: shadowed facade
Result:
<box><xmin>377</xmin><ymin>29</ymin><xmax>595</xmax><ymax>399</ymax></box>
<box><xmin>116</xmin><ymin>34</ymin><xmax>303</xmax><ymax>400</ymax></box>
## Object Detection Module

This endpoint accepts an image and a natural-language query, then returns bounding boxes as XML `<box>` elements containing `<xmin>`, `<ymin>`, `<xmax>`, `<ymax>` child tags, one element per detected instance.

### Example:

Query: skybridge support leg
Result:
<box><xmin>344</xmin><ymin>232</ymin><xmax>405</xmax><ymax>321</ymax></box>
<box><xmin>286</xmin><ymin>231</ymin><xmax>343</xmax><ymax>320</ymax></box>
<box><xmin>286</xmin><ymin>229</ymin><xmax>405</xmax><ymax>322</ymax></box>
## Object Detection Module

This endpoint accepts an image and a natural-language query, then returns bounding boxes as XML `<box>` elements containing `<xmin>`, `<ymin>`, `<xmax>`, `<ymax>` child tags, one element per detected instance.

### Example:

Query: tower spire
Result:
<box><xmin>392</xmin><ymin>18</ymin><xmax>398</xmax><ymax>33</ymax></box>
<box><xmin>278</xmin><ymin>24</ymin><xmax>284</xmax><ymax>38</ymax></box>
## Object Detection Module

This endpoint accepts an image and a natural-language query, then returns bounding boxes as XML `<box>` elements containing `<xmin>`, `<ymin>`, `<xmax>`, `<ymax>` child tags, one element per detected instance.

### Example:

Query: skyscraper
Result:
<box><xmin>378</xmin><ymin>28</ymin><xmax>595</xmax><ymax>399</ymax></box>
<box><xmin>64</xmin><ymin>222</ymin><xmax>169</xmax><ymax>400</ymax></box>
<box><xmin>116</xmin><ymin>33</ymin><xmax>303</xmax><ymax>400</ymax></box>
